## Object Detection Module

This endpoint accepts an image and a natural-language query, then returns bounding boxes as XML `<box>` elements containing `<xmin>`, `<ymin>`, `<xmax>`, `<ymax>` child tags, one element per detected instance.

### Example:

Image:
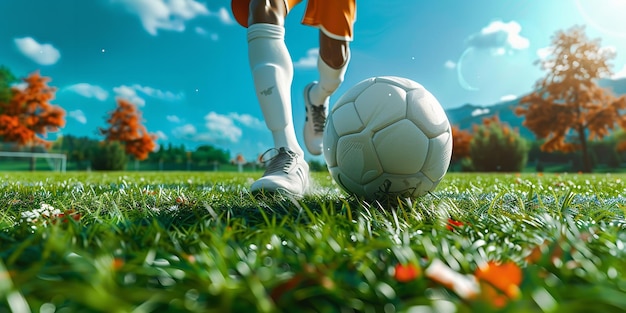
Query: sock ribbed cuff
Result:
<box><xmin>247</xmin><ymin>23</ymin><xmax>285</xmax><ymax>42</ymax></box>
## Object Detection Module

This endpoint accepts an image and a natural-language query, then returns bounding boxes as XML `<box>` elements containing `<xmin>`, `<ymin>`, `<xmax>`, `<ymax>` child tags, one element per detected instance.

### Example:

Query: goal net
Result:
<box><xmin>0</xmin><ymin>151</ymin><xmax>67</xmax><ymax>172</ymax></box>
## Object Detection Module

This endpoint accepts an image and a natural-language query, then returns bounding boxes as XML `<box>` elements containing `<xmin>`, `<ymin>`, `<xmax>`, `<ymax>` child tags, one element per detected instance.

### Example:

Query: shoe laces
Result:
<box><xmin>310</xmin><ymin>104</ymin><xmax>327</xmax><ymax>133</ymax></box>
<box><xmin>260</xmin><ymin>147</ymin><xmax>297</xmax><ymax>175</ymax></box>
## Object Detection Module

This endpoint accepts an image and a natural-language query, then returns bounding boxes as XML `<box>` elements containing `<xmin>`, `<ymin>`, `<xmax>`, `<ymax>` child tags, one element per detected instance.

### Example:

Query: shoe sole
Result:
<box><xmin>251</xmin><ymin>187</ymin><xmax>306</xmax><ymax>200</ymax></box>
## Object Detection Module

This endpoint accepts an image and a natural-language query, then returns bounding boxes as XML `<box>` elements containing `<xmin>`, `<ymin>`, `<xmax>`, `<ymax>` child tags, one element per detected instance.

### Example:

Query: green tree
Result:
<box><xmin>468</xmin><ymin>116</ymin><xmax>529</xmax><ymax>172</ymax></box>
<box><xmin>55</xmin><ymin>134</ymin><xmax>100</xmax><ymax>170</ymax></box>
<box><xmin>90</xmin><ymin>141</ymin><xmax>128</xmax><ymax>171</ymax></box>
<box><xmin>192</xmin><ymin>145</ymin><xmax>230</xmax><ymax>165</ymax></box>
<box><xmin>167</xmin><ymin>144</ymin><xmax>187</xmax><ymax>165</ymax></box>
<box><xmin>0</xmin><ymin>65</ymin><xmax>17</xmax><ymax>104</ymax></box>
<box><xmin>589</xmin><ymin>137</ymin><xmax>622</xmax><ymax>169</ymax></box>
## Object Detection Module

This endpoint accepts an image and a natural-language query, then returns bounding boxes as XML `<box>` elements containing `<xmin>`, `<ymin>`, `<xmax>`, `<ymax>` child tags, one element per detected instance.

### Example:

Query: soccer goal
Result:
<box><xmin>0</xmin><ymin>151</ymin><xmax>67</xmax><ymax>172</ymax></box>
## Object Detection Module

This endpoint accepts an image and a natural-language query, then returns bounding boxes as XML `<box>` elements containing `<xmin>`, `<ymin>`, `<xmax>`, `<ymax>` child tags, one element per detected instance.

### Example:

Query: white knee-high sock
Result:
<box><xmin>247</xmin><ymin>23</ymin><xmax>303</xmax><ymax>156</ymax></box>
<box><xmin>309</xmin><ymin>53</ymin><xmax>350</xmax><ymax>106</ymax></box>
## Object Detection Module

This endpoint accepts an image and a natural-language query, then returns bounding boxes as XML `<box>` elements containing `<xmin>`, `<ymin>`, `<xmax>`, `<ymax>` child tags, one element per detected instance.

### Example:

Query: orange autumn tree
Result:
<box><xmin>451</xmin><ymin>125</ymin><xmax>472</xmax><ymax>162</ymax></box>
<box><xmin>515</xmin><ymin>26</ymin><xmax>626</xmax><ymax>172</ymax></box>
<box><xmin>0</xmin><ymin>71</ymin><xmax>65</xmax><ymax>148</ymax></box>
<box><xmin>99</xmin><ymin>98</ymin><xmax>157</xmax><ymax>161</ymax></box>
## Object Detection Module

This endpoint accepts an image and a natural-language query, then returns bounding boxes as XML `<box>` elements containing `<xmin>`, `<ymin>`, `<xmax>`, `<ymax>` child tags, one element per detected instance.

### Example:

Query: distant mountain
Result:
<box><xmin>445</xmin><ymin>78</ymin><xmax>626</xmax><ymax>139</ymax></box>
<box><xmin>445</xmin><ymin>98</ymin><xmax>533</xmax><ymax>138</ymax></box>
<box><xmin>600</xmin><ymin>77</ymin><xmax>626</xmax><ymax>95</ymax></box>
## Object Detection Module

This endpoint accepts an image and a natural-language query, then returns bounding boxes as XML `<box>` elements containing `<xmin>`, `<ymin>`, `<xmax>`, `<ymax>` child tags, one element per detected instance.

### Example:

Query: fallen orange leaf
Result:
<box><xmin>112</xmin><ymin>258</ymin><xmax>124</xmax><ymax>270</ymax></box>
<box><xmin>474</xmin><ymin>261</ymin><xmax>522</xmax><ymax>299</ymax></box>
<box><xmin>446</xmin><ymin>218</ymin><xmax>464</xmax><ymax>231</ymax></box>
<box><xmin>394</xmin><ymin>263</ymin><xmax>421</xmax><ymax>282</ymax></box>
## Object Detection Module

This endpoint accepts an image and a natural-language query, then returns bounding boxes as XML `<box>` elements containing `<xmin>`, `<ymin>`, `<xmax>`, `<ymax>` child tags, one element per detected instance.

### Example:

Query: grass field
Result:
<box><xmin>1</xmin><ymin>171</ymin><xmax>626</xmax><ymax>312</ymax></box>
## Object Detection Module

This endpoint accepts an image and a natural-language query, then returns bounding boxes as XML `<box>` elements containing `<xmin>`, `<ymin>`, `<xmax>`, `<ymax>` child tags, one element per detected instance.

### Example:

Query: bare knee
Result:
<box><xmin>319</xmin><ymin>32</ymin><xmax>350</xmax><ymax>69</ymax></box>
<box><xmin>249</xmin><ymin>0</ymin><xmax>287</xmax><ymax>26</ymax></box>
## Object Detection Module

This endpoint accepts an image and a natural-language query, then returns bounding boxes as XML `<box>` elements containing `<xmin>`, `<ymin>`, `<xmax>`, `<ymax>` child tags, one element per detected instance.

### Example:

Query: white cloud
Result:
<box><xmin>500</xmin><ymin>94</ymin><xmax>518</xmax><ymax>102</ymax></box>
<box><xmin>69</xmin><ymin>110</ymin><xmax>87</xmax><ymax>124</ymax></box>
<box><xmin>14</xmin><ymin>37</ymin><xmax>61</xmax><ymax>65</ymax></box>
<box><xmin>613</xmin><ymin>64</ymin><xmax>626</xmax><ymax>79</ymax></box>
<box><xmin>195</xmin><ymin>26</ymin><xmax>219</xmax><ymax>40</ymax></box>
<box><xmin>171</xmin><ymin>112</ymin><xmax>264</xmax><ymax>143</ymax></box>
<box><xmin>167</xmin><ymin>115</ymin><xmax>181</xmax><ymax>123</ymax></box>
<box><xmin>471</xmin><ymin>108</ymin><xmax>490</xmax><ymax>117</ymax></box>
<box><xmin>113</xmin><ymin>0</ymin><xmax>209</xmax><ymax>35</ymax></box>
<box><xmin>169</xmin><ymin>0</ymin><xmax>206</xmax><ymax>18</ymax></box>
<box><xmin>171</xmin><ymin>124</ymin><xmax>225</xmax><ymax>143</ymax></box>
<box><xmin>444</xmin><ymin>60</ymin><xmax>457</xmax><ymax>69</ymax></box>
<box><xmin>155</xmin><ymin>130</ymin><xmax>168</xmax><ymax>141</ymax></box>
<box><xmin>132</xmin><ymin>84</ymin><xmax>184</xmax><ymax>101</ymax></box>
<box><xmin>172</xmin><ymin>124</ymin><xmax>197</xmax><ymax>139</ymax></box>
<box><xmin>536</xmin><ymin>46</ymin><xmax>553</xmax><ymax>61</ymax></box>
<box><xmin>205</xmin><ymin>112</ymin><xmax>242</xmax><ymax>143</ymax></box>
<box><xmin>209</xmin><ymin>7</ymin><xmax>234</xmax><ymax>25</ymax></box>
<box><xmin>466</xmin><ymin>20</ymin><xmax>529</xmax><ymax>54</ymax></box>
<box><xmin>114</xmin><ymin>85</ymin><xmax>145</xmax><ymax>106</ymax></box>
<box><xmin>195</xmin><ymin>26</ymin><xmax>207</xmax><ymax>35</ymax></box>
<box><xmin>12</xmin><ymin>82</ymin><xmax>28</xmax><ymax>91</ymax></box>
<box><xmin>294</xmin><ymin>48</ymin><xmax>319</xmax><ymax>69</ymax></box>
<box><xmin>113</xmin><ymin>84</ymin><xmax>183</xmax><ymax>106</ymax></box>
<box><xmin>228</xmin><ymin>113</ymin><xmax>265</xmax><ymax>129</ymax></box>
<box><xmin>66</xmin><ymin>83</ymin><xmax>109</xmax><ymax>101</ymax></box>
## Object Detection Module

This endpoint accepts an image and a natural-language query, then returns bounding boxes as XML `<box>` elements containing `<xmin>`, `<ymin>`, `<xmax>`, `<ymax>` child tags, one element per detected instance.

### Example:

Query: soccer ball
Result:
<box><xmin>323</xmin><ymin>76</ymin><xmax>452</xmax><ymax>200</ymax></box>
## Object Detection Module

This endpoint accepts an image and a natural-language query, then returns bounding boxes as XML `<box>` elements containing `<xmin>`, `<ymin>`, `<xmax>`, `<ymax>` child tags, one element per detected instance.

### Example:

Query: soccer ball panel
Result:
<box><xmin>373</xmin><ymin>120</ymin><xmax>428</xmax><ymax>174</ymax></box>
<box><xmin>422</xmin><ymin>130</ymin><xmax>452</xmax><ymax>182</ymax></box>
<box><xmin>375</xmin><ymin>76</ymin><xmax>424</xmax><ymax>91</ymax></box>
<box><xmin>331</xmin><ymin>170</ymin><xmax>367</xmax><ymax>197</ymax></box>
<box><xmin>406</xmin><ymin>88</ymin><xmax>450</xmax><ymax>138</ymax></box>
<box><xmin>354</xmin><ymin>83</ymin><xmax>406</xmax><ymax>132</ymax></box>
<box><xmin>336</xmin><ymin>134</ymin><xmax>383</xmax><ymax>184</ymax></box>
<box><xmin>332</xmin><ymin>102</ymin><xmax>364</xmax><ymax>136</ymax></box>
<box><xmin>323</xmin><ymin>113</ymin><xmax>339</xmax><ymax>167</ymax></box>
<box><xmin>332</xmin><ymin>78</ymin><xmax>376</xmax><ymax>110</ymax></box>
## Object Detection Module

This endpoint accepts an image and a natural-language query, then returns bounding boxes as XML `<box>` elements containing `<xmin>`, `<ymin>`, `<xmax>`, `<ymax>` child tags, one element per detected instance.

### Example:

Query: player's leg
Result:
<box><xmin>246</xmin><ymin>0</ymin><xmax>309</xmax><ymax>196</ymax></box>
<box><xmin>247</xmin><ymin>0</ymin><xmax>301</xmax><ymax>156</ymax></box>
<box><xmin>303</xmin><ymin>33</ymin><xmax>350</xmax><ymax>155</ymax></box>
<box><xmin>301</xmin><ymin>0</ymin><xmax>356</xmax><ymax>155</ymax></box>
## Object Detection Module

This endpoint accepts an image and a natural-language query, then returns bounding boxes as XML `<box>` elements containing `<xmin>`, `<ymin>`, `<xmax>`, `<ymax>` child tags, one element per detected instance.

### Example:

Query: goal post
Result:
<box><xmin>0</xmin><ymin>151</ymin><xmax>67</xmax><ymax>172</ymax></box>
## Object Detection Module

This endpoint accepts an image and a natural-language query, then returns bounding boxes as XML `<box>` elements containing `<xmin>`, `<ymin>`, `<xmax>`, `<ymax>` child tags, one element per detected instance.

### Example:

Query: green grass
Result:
<box><xmin>1</xmin><ymin>171</ymin><xmax>626</xmax><ymax>312</ymax></box>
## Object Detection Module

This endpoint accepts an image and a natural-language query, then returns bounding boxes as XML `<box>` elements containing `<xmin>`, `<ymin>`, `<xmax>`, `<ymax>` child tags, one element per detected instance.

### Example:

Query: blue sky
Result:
<box><xmin>1</xmin><ymin>0</ymin><xmax>626</xmax><ymax>161</ymax></box>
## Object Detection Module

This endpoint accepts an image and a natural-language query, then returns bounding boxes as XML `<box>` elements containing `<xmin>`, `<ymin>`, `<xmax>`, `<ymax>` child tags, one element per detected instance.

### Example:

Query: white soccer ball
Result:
<box><xmin>323</xmin><ymin>76</ymin><xmax>452</xmax><ymax>200</ymax></box>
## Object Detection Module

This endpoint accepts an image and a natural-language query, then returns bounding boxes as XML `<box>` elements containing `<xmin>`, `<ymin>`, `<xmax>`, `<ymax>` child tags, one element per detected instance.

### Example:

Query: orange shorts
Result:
<box><xmin>231</xmin><ymin>0</ymin><xmax>356</xmax><ymax>41</ymax></box>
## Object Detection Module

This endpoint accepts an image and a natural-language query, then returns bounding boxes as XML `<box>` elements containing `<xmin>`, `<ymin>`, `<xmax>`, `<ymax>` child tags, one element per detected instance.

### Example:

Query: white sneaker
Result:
<box><xmin>303</xmin><ymin>82</ymin><xmax>328</xmax><ymax>156</ymax></box>
<box><xmin>250</xmin><ymin>147</ymin><xmax>309</xmax><ymax>196</ymax></box>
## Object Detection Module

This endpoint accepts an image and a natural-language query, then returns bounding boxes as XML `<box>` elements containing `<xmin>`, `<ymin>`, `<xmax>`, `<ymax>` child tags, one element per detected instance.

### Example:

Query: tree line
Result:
<box><xmin>451</xmin><ymin>25</ymin><xmax>626</xmax><ymax>173</ymax></box>
<box><xmin>44</xmin><ymin>135</ymin><xmax>230</xmax><ymax>171</ymax></box>
<box><xmin>0</xmin><ymin>66</ymin><xmax>231</xmax><ymax>170</ymax></box>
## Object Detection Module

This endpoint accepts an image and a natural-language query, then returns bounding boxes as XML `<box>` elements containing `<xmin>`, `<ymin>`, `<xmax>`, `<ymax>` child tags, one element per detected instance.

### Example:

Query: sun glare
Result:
<box><xmin>575</xmin><ymin>0</ymin><xmax>626</xmax><ymax>37</ymax></box>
